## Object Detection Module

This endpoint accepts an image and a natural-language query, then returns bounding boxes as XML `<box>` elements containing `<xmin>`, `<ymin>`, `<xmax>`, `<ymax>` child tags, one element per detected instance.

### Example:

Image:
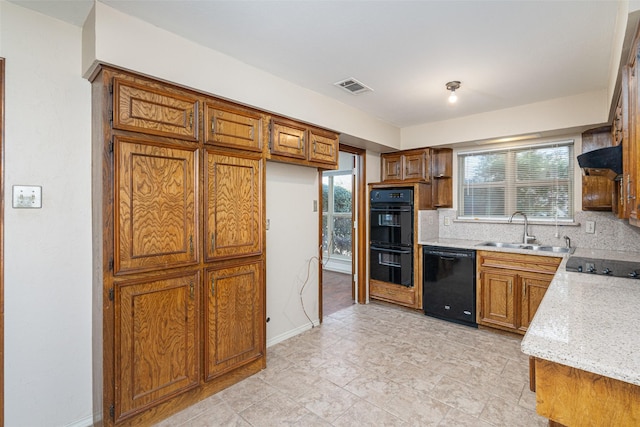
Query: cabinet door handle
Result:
<box><xmin>509</xmin><ymin>283</ymin><xmax>512</xmax><ymax>294</ymax></box>
<box><xmin>211</xmin><ymin>117</ymin><xmax>216</xmax><ymax>133</ymax></box>
<box><xmin>249</xmin><ymin>126</ymin><xmax>254</xmax><ymax>141</ymax></box>
<box><xmin>188</xmin><ymin>111</ymin><xmax>193</xmax><ymax>129</ymax></box>
<box><xmin>211</xmin><ymin>277</ymin><xmax>215</xmax><ymax>296</ymax></box>
<box><xmin>211</xmin><ymin>232</ymin><xmax>215</xmax><ymax>251</ymax></box>
<box><xmin>313</xmin><ymin>141</ymin><xmax>316</xmax><ymax>153</ymax></box>
<box><xmin>189</xmin><ymin>235</ymin><xmax>194</xmax><ymax>255</ymax></box>
<box><xmin>523</xmin><ymin>281</ymin><xmax>527</xmax><ymax>298</ymax></box>
<box><xmin>189</xmin><ymin>281</ymin><xmax>194</xmax><ymax>299</ymax></box>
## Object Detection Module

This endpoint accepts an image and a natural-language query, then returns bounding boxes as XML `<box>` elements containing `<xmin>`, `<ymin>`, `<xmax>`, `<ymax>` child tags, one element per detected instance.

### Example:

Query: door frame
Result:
<box><xmin>318</xmin><ymin>143</ymin><xmax>366</xmax><ymax>321</ymax></box>
<box><xmin>1</xmin><ymin>57</ymin><xmax>5</xmax><ymax>426</ymax></box>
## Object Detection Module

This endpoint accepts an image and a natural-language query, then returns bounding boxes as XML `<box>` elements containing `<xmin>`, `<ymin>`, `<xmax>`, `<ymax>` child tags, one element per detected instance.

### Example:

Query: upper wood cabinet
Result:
<box><xmin>381</xmin><ymin>148</ymin><xmax>430</xmax><ymax>183</ymax></box>
<box><xmin>204</xmin><ymin>261</ymin><xmax>264</xmax><ymax>381</ymax></box>
<box><xmin>113</xmin><ymin>78</ymin><xmax>199</xmax><ymax>141</ymax></box>
<box><xmin>205</xmin><ymin>150</ymin><xmax>263</xmax><ymax>261</ymax></box>
<box><xmin>269</xmin><ymin>117</ymin><xmax>339</xmax><ymax>169</ymax></box>
<box><xmin>113</xmin><ymin>136</ymin><xmax>198</xmax><ymax>275</ymax></box>
<box><xmin>581</xmin><ymin>127</ymin><xmax>614</xmax><ymax>211</ymax></box>
<box><xmin>380</xmin><ymin>148</ymin><xmax>452</xmax><ymax>208</ymax></box>
<box><xmin>204</xmin><ymin>102</ymin><xmax>264</xmax><ymax>152</ymax></box>
<box><xmin>114</xmin><ymin>271</ymin><xmax>200</xmax><ymax>422</ymax></box>
<box><xmin>477</xmin><ymin>250</ymin><xmax>561</xmax><ymax>335</ymax></box>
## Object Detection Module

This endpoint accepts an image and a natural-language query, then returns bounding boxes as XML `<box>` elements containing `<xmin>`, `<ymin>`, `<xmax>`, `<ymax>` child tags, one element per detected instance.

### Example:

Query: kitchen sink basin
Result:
<box><xmin>478</xmin><ymin>242</ymin><xmax>575</xmax><ymax>254</ymax></box>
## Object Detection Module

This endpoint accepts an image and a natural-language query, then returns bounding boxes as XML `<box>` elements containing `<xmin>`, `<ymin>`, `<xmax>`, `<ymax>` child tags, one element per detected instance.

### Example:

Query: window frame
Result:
<box><xmin>322</xmin><ymin>171</ymin><xmax>353</xmax><ymax>260</ymax></box>
<box><xmin>457</xmin><ymin>140</ymin><xmax>575</xmax><ymax>222</ymax></box>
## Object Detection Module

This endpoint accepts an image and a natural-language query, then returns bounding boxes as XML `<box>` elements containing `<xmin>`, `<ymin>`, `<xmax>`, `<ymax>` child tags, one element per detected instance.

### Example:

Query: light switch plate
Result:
<box><xmin>585</xmin><ymin>220</ymin><xmax>595</xmax><ymax>234</ymax></box>
<box><xmin>12</xmin><ymin>185</ymin><xmax>42</xmax><ymax>208</ymax></box>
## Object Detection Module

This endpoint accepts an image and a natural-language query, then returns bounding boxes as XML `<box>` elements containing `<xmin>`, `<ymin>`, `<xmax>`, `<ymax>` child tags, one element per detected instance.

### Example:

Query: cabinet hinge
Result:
<box><xmin>108</xmin><ymin>139</ymin><xmax>114</xmax><ymax>154</ymax></box>
<box><xmin>108</xmin><ymin>82</ymin><xmax>113</xmax><ymax>95</ymax></box>
<box><xmin>108</xmin><ymin>257</ymin><xmax>114</xmax><ymax>270</ymax></box>
<box><xmin>108</xmin><ymin>109</ymin><xmax>113</xmax><ymax>127</ymax></box>
<box><xmin>109</xmin><ymin>403</ymin><xmax>115</xmax><ymax>419</ymax></box>
<box><xmin>268</xmin><ymin>121</ymin><xmax>273</xmax><ymax>150</ymax></box>
<box><xmin>108</xmin><ymin>288</ymin><xmax>114</xmax><ymax>302</ymax></box>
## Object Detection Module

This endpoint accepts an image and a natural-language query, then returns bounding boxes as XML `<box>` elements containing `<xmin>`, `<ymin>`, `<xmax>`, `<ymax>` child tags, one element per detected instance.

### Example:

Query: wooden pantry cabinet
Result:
<box><xmin>476</xmin><ymin>250</ymin><xmax>561</xmax><ymax>334</ymax></box>
<box><xmin>92</xmin><ymin>66</ymin><xmax>266</xmax><ymax>426</ymax></box>
<box><xmin>380</xmin><ymin>148</ymin><xmax>452</xmax><ymax>208</ymax></box>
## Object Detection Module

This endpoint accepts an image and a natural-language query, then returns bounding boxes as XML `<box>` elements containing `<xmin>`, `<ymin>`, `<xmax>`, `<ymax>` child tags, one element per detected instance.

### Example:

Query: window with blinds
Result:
<box><xmin>458</xmin><ymin>141</ymin><xmax>574</xmax><ymax>220</ymax></box>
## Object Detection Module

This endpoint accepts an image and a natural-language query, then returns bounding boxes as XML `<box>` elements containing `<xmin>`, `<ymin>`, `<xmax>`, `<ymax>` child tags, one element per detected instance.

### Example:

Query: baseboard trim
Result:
<box><xmin>267</xmin><ymin>319</ymin><xmax>320</xmax><ymax>348</ymax></box>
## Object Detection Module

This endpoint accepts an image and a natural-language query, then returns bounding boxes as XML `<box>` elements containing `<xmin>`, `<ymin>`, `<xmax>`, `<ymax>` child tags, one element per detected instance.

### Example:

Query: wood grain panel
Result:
<box><xmin>270</xmin><ymin>118</ymin><xmax>306</xmax><ymax>159</ymax></box>
<box><xmin>308</xmin><ymin>128</ymin><xmax>338</xmax><ymax>165</ymax></box>
<box><xmin>478</xmin><ymin>250</ymin><xmax>561</xmax><ymax>275</ymax></box>
<box><xmin>478</xmin><ymin>270</ymin><xmax>516</xmax><ymax>329</ymax></box>
<box><xmin>205</xmin><ymin>261</ymin><xmax>264</xmax><ymax>380</ymax></box>
<box><xmin>114</xmin><ymin>138</ymin><xmax>198</xmax><ymax>274</ymax></box>
<box><xmin>535</xmin><ymin>358</ymin><xmax>640</xmax><ymax>426</ymax></box>
<box><xmin>519</xmin><ymin>273</ymin><xmax>552</xmax><ymax>332</ymax></box>
<box><xmin>381</xmin><ymin>154</ymin><xmax>403</xmax><ymax>181</ymax></box>
<box><xmin>114</xmin><ymin>271</ymin><xmax>200</xmax><ymax>421</ymax></box>
<box><xmin>113</xmin><ymin>78</ymin><xmax>199</xmax><ymax>141</ymax></box>
<box><xmin>205</xmin><ymin>102</ymin><xmax>263</xmax><ymax>151</ymax></box>
<box><xmin>206</xmin><ymin>151</ymin><xmax>262</xmax><ymax>260</ymax></box>
<box><xmin>404</xmin><ymin>151</ymin><xmax>429</xmax><ymax>182</ymax></box>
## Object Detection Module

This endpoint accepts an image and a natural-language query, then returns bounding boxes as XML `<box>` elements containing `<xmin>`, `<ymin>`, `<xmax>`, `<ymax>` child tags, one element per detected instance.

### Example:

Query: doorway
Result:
<box><xmin>319</xmin><ymin>144</ymin><xmax>366</xmax><ymax>318</ymax></box>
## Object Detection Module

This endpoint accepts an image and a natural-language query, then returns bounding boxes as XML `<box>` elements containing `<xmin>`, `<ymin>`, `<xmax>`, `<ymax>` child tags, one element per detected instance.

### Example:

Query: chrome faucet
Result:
<box><xmin>508</xmin><ymin>211</ymin><xmax>536</xmax><ymax>244</ymax></box>
<box><xmin>563</xmin><ymin>235</ymin><xmax>571</xmax><ymax>249</ymax></box>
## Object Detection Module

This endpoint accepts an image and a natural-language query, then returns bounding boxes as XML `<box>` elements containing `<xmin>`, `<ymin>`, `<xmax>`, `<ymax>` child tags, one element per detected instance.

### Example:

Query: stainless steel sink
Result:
<box><xmin>478</xmin><ymin>241</ymin><xmax>574</xmax><ymax>254</ymax></box>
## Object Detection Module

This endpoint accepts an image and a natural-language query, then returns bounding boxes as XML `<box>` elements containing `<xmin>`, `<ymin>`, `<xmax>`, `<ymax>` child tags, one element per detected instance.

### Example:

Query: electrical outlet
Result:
<box><xmin>585</xmin><ymin>220</ymin><xmax>595</xmax><ymax>234</ymax></box>
<box><xmin>444</xmin><ymin>217</ymin><xmax>451</xmax><ymax>226</ymax></box>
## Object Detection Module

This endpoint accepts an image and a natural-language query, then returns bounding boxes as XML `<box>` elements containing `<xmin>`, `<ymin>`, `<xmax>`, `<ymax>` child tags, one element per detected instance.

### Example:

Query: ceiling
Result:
<box><xmin>9</xmin><ymin>0</ymin><xmax>621</xmax><ymax>129</ymax></box>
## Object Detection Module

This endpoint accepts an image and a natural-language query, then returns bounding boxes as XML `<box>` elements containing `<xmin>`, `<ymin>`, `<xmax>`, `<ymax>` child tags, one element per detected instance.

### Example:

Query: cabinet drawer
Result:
<box><xmin>308</xmin><ymin>128</ymin><xmax>338</xmax><ymax>165</ymax></box>
<box><xmin>370</xmin><ymin>279</ymin><xmax>417</xmax><ymax>307</ymax></box>
<box><xmin>477</xmin><ymin>250</ymin><xmax>561</xmax><ymax>275</ymax></box>
<box><xmin>113</xmin><ymin>78</ymin><xmax>199</xmax><ymax>141</ymax></box>
<box><xmin>205</xmin><ymin>102</ymin><xmax>263</xmax><ymax>151</ymax></box>
<box><xmin>270</xmin><ymin>119</ymin><xmax>306</xmax><ymax>159</ymax></box>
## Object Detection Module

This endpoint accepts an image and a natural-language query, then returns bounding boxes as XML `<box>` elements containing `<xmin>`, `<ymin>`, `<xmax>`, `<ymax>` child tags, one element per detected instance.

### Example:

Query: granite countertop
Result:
<box><xmin>419</xmin><ymin>238</ymin><xmax>640</xmax><ymax>386</ymax></box>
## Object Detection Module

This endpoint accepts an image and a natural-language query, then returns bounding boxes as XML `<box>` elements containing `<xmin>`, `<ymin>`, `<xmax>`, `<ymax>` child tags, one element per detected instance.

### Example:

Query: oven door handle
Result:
<box><xmin>370</xmin><ymin>206</ymin><xmax>411</xmax><ymax>212</ymax></box>
<box><xmin>370</xmin><ymin>246</ymin><xmax>412</xmax><ymax>254</ymax></box>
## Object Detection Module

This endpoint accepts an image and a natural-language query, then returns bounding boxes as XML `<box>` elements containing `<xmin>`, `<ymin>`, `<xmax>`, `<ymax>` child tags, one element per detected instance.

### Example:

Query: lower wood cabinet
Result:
<box><xmin>114</xmin><ymin>271</ymin><xmax>200</xmax><ymax>422</ymax></box>
<box><xmin>205</xmin><ymin>261</ymin><xmax>264</xmax><ymax>381</ymax></box>
<box><xmin>477</xmin><ymin>251</ymin><xmax>561</xmax><ymax>334</ymax></box>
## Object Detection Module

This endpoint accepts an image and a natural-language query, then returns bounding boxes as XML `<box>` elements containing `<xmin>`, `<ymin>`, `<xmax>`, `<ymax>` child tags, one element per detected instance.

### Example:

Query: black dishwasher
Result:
<box><xmin>423</xmin><ymin>246</ymin><xmax>477</xmax><ymax>327</ymax></box>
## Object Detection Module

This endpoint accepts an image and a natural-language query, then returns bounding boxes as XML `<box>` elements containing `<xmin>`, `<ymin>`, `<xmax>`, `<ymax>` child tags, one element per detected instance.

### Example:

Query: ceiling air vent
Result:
<box><xmin>334</xmin><ymin>77</ymin><xmax>373</xmax><ymax>95</ymax></box>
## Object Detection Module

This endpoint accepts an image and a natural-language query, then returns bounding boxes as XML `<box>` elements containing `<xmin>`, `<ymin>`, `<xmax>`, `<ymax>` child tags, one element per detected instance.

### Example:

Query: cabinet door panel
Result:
<box><xmin>206</xmin><ymin>151</ymin><xmax>262</xmax><ymax>260</ymax></box>
<box><xmin>270</xmin><ymin>119</ymin><xmax>306</xmax><ymax>159</ymax></box>
<box><xmin>205</xmin><ymin>262</ymin><xmax>264</xmax><ymax>380</ymax></box>
<box><xmin>114</xmin><ymin>271</ymin><xmax>200</xmax><ymax>421</ymax></box>
<box><xmin>113</xmin><ymin>78</ymin><xmax>199</xmax><ymax>141</ymax></box>
<box><xmin>404</xmin><ymin>151</ymin><xmax>429</xmax><ymax>182</ymax></box>
<box><xmin>381</xmin><ymin>154</ymin><xmax>403</xmax><ymax>181</ymax></box>
<box><xmin>519</xmin><ymin>274</ymin><xmax>552</xmax><ymax>332</ymax></box>
<box><xmin>115</xmin><ymin>138</ymin><xmax>198</xmax><ymax>274</ymax></box>
<box><xmin>308</xmin><ymin>129</ymin><xmax>338</xmax><ymax>165</ymax></box>
<box><xmin>205</xmin><ymin>103</ymin><xmax>263</xmax><ymax>151</ymax></box>
<box><xmin>479</xmin><ymin>270</ymin><xmax>516</xmax><ymax>329</ymax></box>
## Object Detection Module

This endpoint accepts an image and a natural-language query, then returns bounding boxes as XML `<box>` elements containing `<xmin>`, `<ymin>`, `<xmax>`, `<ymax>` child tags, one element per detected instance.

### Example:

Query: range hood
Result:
<box><xmin>577</xmin><ymin>144</ymin><xmax>622</xmax><ymax>180</ymax></box>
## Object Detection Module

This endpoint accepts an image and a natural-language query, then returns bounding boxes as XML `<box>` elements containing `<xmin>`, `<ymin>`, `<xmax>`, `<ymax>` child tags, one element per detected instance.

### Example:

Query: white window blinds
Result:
<box><xmin>458</xmin><ymin>141</ymin><xmax>574</xmax><ymax>220</ymax></box>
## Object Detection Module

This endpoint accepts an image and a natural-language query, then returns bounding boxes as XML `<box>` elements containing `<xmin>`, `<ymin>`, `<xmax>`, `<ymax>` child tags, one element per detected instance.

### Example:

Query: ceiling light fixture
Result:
<box><xmin>446</xmin><ymin>81</ymin><xmax>461</xmax><ymax>103</ymax></box>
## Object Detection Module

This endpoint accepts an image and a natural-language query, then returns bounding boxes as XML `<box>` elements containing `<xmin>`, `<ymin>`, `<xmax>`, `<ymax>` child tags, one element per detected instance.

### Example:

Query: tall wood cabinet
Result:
<box><xmin>92</xmin><ymin>66</ymin><xmax>266</xmax><ymax>426</ymax></box>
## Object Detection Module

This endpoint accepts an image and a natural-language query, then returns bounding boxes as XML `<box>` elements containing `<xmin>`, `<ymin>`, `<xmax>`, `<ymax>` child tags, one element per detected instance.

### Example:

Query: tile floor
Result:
<box><xmin>155</xmin><ymin>302</ymin><xmax>547</xmax><ymax>426</ymax></box>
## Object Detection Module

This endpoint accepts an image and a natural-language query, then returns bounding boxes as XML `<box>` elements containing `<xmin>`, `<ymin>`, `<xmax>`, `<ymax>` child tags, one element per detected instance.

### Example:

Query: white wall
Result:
<box><xmin>401</xmin><ymin>90</ymin><xmax>608</xmax><ymax>148</ymax></box>
<box><xmin>1</xmin><ymin>2</ymin><xmax>93</xmax><ymax>426</ymax></box>
<box><xmin>83</xmin><ymin>2</ymin><xmax>401</xmax><ymax>151</ymax></box>
<box><xmin>265</xmin><ymin>162</ymin><xmax>320</xmax><ymax>345</ymax></box>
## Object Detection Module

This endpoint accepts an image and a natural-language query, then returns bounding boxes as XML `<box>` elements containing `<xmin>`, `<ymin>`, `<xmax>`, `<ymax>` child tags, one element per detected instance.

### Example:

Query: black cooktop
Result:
<box><xmin>566</xmin><ymin>257</ymin><xmax>640</xmax><ymax>279</ymax></box>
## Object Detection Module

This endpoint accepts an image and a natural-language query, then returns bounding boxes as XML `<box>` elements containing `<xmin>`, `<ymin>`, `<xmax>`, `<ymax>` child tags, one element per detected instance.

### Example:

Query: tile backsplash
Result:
<box><xmin>419</xmin><ymin>209</ymin><xmax>640</xmax><ymax>253</ymax></box>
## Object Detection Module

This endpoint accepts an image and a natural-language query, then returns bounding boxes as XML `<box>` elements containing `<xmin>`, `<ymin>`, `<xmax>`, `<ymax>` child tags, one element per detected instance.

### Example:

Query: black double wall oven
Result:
<box><xmin>370</xmin><ymin>188</ymin><xmax>414</xmax><ymax>287</ymax></box>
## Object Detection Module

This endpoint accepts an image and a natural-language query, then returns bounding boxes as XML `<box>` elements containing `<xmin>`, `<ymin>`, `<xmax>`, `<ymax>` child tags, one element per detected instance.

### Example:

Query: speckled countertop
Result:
<box><xmin>420</xmin><ymin>238</ymin><xmax>640</xmax><ymax>386</ymax></box>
